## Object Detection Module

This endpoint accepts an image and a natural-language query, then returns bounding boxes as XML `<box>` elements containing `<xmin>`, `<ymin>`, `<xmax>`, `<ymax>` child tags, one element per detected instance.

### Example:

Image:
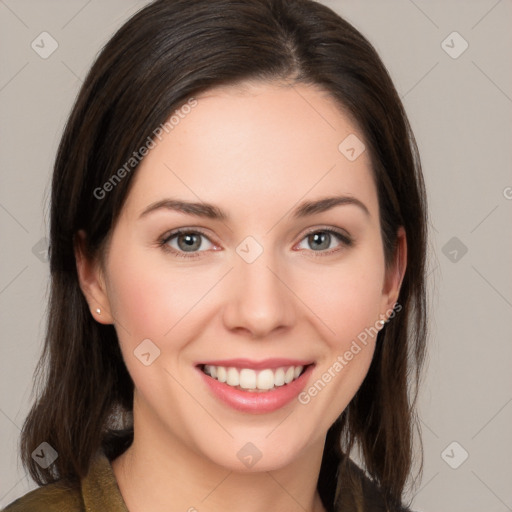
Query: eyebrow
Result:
<box><xmin>138</xmin><ymin>195</ymin><xmax>370</xmax><ymax>221</ymax></box>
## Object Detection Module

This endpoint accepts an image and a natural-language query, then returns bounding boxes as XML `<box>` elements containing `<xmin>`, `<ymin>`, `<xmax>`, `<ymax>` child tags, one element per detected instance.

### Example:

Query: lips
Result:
<box><xmin>197</xmin><ymin>358</ymin><xmax>314</xmax><ymax>370</ymax></box>
<box><xmin>195</xmin><ymin>358</ymin><xmax>315</xmax><ymax>413</ymax></box>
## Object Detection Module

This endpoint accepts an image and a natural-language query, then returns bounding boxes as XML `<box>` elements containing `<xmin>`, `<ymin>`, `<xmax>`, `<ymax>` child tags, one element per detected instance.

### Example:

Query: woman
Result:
<box><xmin>3</xmin><ymin>0</ymin><xmax>428</xmax><ymax>510</ymax></box>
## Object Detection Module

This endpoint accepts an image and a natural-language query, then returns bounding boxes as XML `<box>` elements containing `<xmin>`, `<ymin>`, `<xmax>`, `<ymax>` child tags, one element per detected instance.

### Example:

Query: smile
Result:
<box><xmin>201</xmin><ymin>364</ymin><xmax>307</xmax><ymax>392</ymax></box>
<box><xmin>196</xmin><ymin>359</ymin><xmax>315</xmax><ymax>413</ymax></box>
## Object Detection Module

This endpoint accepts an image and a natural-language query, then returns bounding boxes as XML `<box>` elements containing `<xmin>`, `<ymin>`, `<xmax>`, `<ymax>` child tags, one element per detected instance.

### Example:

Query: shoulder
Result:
<box><xmin>1</xmin><ymin>481</ymin><xmax>83</xmax><ymax>512</ymax></box>
<box><xmin>2</xmin><ymin>448</ymin><xmax>128</xmax><ymax>512</ymax></box>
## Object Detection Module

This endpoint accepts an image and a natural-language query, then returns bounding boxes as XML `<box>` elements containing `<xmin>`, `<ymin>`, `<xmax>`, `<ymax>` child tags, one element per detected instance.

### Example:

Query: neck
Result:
<box><xmin>111</xmin><ymin>402</ymin><xmax>328</xmax><ymax>512</ymax></box>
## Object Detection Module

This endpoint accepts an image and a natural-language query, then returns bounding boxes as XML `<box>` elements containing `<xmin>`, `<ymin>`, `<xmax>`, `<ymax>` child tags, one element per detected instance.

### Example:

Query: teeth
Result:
<box><xmin>216</xmin><ymin>366</ymin><xmax>226</xmax><ymax>383</ymax></box>
<box><xmin>274</xmin><ymin>368</ymin><xmax>285</xmax><ymax>386</ymax></box>
<box><xmin>202</xmin><ymin>364</ymin><xmax>305</xmax><ymax>391</ymax></box>
<box><xmin>257</xmin><ymin>369</ymin><xmax>274</xmax><ymax>390</ymax></box>
<box><xmin>239</xmin><ymin>369</ymin><xmax>256</xmax><ymax>389</ymax></box>
<box><xmin>226</xmin><ymin>367</ymin><xmax>239</xmax><ymax>386</ymax></box>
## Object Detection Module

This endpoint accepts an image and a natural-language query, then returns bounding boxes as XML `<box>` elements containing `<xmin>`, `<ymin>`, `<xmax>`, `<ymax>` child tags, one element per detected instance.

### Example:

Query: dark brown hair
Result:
<box><xmin>20</xmin><ymin>0</ymin><xmax>428</xmax><ymax>510</ymax></box>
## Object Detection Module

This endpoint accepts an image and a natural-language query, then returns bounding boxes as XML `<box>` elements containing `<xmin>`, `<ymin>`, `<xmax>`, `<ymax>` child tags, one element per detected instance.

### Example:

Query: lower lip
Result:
<box><xmin>197</xmin><ymin>365</ymin><xmax>314</xmax><ymax>414</ymax></box>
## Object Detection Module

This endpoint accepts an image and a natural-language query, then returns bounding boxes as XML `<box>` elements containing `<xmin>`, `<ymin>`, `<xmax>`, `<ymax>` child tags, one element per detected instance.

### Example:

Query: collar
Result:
<box><xmin>81</xmin><ymin>450</ymin><xmax>129</xmax><ymax>511</ymax></box>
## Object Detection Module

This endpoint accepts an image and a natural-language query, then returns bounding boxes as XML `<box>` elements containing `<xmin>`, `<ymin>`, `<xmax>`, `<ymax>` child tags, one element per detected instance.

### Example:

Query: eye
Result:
<box><xmin>159</xmin><ymin>229</ymin><xmax>216</xmax><ymax>258</ymax></box>
<box><xmin>295</xmin><ymin>228</ymin><xmax>353</xmax><ymax>256</ymax></box>
<box><xmin>158</xmin><ymin>227</ymin><xmax>353</xmax><ymax>259</ymax></box>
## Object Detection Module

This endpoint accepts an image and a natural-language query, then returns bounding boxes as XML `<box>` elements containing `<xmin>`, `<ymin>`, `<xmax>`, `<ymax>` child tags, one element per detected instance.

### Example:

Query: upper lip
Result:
<box><xmin>196</xmin><ymin>358</ymin><xmax>315</xmax><ymax>370</ymax></box>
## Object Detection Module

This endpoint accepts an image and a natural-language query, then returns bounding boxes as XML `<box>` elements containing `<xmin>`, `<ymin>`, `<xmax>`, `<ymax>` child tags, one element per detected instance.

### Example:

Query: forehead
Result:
<box><xmin>123</xmin><ymin>81</ymin><xmax>377</xmax><ymax>222</ymax></box>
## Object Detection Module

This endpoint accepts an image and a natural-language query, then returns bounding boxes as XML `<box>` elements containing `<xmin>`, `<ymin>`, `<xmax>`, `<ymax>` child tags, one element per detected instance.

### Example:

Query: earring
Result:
<box><xmin>96</xmin><ymin>308</ymin><xmax>101</xmax><ymax>315</ymax></box>
<box><xmin>377</xmin><ymin>319</ymin><xmax>385</xmax><ymax>328</ymax></box>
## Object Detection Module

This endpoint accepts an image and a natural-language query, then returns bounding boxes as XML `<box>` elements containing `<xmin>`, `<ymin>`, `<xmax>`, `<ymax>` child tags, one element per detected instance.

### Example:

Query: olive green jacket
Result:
<box><xmin>2</xmin><ymin>449</ymin><xmax>411</xmax><ymax>512</ymax></box>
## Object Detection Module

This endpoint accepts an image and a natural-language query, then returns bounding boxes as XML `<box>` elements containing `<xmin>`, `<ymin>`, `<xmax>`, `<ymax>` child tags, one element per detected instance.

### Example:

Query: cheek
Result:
<box><xmin>296</xmin><ymin>250</ymin><xmax>385</xmax><ymax>346</ymax></box>
<box><xmin>104</xmin><ymin>245</ymin><xmax>218</xmax><ymax>348</ymax></box>
<box><xmin>292</xmin><ymin>248</ymin><xmax>384</xmax><ymax>414</ymax></box>
<box><xmin>104</xmin><ymin>252</ymin><xmax>216</xmax><ymax>404</ymax></box>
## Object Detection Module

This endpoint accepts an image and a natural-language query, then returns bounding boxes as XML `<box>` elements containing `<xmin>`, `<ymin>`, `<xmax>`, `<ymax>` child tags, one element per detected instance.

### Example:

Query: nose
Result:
<box><xmin>221</xmin><ymin>249</ymin><xmax>296</xmax><ymax>339</ymax></box>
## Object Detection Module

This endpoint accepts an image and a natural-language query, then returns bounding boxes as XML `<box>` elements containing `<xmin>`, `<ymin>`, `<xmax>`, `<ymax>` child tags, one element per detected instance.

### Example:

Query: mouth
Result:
<box><xmin>198</xmin><ymin>363</ymin><xmax>311</xmax><ymax>392</ymax></box>
<box><xmin>195</xmin><ymin>359</ymin><xmax>315</xmax><ymax>413</ymax></box>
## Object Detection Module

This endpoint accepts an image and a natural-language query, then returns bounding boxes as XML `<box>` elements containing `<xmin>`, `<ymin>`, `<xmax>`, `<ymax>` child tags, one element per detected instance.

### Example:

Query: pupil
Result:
<box><xmin>178</xmin><ymin>233</ymin><xmax>200</xmax><ymax>251</ymax></box>
<box><xmin>310</xmin><ymin>232</ymin><xmax>330</xmax><ymax>250</ymax></box>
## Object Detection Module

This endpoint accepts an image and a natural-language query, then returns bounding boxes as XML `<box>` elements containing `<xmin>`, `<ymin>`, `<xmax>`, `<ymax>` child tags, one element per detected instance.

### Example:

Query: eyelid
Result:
<box><xmin>299</xmin><ymin>225</ymin><xmax>352</xmax><ymax>244</ymax></box>
<box><xmin>159</xmin><ymin>227</ymin><xmax>215</xmax><ymax>244</ymax></box>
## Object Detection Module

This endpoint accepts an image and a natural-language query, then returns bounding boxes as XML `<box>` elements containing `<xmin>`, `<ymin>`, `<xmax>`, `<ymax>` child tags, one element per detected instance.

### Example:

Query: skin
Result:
<box><xmin>75</xmin><ymin>80</ymin><xmax>406</xmax><ymax>512</ymax></box>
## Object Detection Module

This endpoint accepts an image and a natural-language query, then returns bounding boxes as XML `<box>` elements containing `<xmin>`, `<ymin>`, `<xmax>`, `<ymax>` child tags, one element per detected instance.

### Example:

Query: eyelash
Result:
<box><xmin>157</xmin><ymin>227</ymin><xmax>353</xmax><ymax>259</ymax></box>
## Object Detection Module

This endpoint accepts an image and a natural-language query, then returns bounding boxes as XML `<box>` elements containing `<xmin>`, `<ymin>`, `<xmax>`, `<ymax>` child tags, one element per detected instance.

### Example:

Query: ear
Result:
<box><xmin>380</xmin><ymin>226</ymin><xmax>407</xmax><ymax>318</ymax></box>
<box><xmin>74</xmin><ymin>230</ymin><xmax>114</xmax><ymax>324</ymax></box>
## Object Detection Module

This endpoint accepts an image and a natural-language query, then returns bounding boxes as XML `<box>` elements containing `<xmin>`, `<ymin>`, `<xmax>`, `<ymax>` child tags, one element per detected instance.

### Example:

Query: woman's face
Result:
<box><xmin>79</xmin><ymin>81</ymin><xmax>404</xmax><ymax>471</ymax></box>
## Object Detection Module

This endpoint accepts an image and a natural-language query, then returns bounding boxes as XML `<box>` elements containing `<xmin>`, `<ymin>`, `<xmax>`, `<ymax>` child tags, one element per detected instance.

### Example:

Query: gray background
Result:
<box><xmin>1</xmin><ymin>1</ymin><xmax>511</xmax><ymax>510</ymax></box>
